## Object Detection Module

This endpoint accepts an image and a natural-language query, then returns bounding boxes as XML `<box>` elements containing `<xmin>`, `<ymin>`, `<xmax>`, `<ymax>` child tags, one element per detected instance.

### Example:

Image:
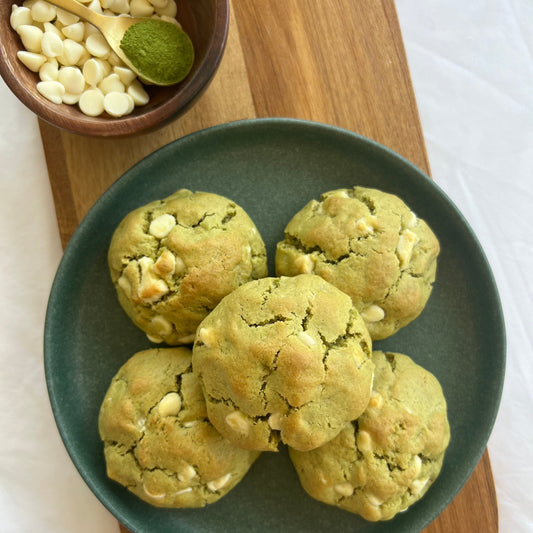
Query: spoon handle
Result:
<box><xmin>45</xmin><ymin>0</ymin><xmax>105</xmax><ymax>27</ymax></box>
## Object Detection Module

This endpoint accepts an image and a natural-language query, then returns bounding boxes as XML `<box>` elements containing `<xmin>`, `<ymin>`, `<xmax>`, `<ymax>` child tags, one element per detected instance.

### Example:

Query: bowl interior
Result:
<box><xmin>0</xmin><ymin>0</ymin><xmax>229</xmax><ymax>136</ymax></box>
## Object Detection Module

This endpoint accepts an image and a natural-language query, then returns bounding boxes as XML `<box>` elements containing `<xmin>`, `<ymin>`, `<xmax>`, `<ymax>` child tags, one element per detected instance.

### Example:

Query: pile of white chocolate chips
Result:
<box><xmin>10</xmin><ymin>0</ymin><xmax>181</xmax><ymax>117</ymax></box>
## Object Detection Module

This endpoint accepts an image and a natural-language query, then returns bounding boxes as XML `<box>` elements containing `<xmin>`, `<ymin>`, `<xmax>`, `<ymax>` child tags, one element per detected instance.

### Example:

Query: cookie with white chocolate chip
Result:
<box><xmin>275</xmin><ymin>187</ymin><xmax>440</xmax><ymax>340</ymax></box>
<box><xmin>108</xmin><ymin>189</ymin><xmax>268</xmax><ymax>345</ymax></box>
<box><xmin>98</xmin><ymin>346</ymin><xmax>260</xmax><ymax>508</ymax></box>
<box><xmin>191</xmin><ymin>274</ymin><xmax>374</xmax><ymax>452</ymax></box>
<box><xmin>289</xmin><ymin>350</ymin><xmax>450</xmax><ymax>521</ymax></box>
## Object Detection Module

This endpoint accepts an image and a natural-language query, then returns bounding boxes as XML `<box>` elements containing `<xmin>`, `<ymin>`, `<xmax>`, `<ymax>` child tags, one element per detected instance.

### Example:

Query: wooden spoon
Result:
<box><xmin>45</xmin><ymin>0</ymin><xmax>193</xmax><ymax>85</ymax></box>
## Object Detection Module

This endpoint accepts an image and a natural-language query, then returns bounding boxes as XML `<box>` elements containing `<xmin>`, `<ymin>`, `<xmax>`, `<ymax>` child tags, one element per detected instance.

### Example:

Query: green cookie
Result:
<box><xmin>192</xmin><ymin>274</ymin><xmax>374</xmax><ymax>452</ymax></box>
<box><xmin>275</xmin><ymin>187</ymin><xmax>439</xmax><ymax>340</ymax></box>
<box><xmin>108</xmin><ymin>189</ymin><xmax>268</xmax><ymax>345</ymax></box>
<box><xmin>289</xmin><ymin>350</ymin><xmax>450</xmax><ymax>521</ymax></box>
<box><xmin>98</xmin><ymin>347</ymin><xmax>260</xmax><ymax>508</ymax></box>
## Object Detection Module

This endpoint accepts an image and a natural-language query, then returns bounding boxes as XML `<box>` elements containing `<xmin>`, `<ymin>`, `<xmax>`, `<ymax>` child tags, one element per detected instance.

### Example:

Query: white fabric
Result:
<box><xmin>0</xmin><ymin>1</ymin><xmax>531</xmax><ymax>531</ymax></box>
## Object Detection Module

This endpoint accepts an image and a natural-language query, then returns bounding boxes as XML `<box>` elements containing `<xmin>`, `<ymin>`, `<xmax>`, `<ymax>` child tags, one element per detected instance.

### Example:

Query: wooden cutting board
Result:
<box><xmin>38</xmin><ymin>1</ymin><xmax>498</xmax><ymax>531</ymax></box>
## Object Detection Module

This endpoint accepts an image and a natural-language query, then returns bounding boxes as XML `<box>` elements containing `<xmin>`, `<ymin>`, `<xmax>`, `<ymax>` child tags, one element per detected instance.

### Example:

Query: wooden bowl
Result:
<box><xmin>0</xmin><ymin>0</ymin><xmax>229</xmax><ymax>137</ymax></box>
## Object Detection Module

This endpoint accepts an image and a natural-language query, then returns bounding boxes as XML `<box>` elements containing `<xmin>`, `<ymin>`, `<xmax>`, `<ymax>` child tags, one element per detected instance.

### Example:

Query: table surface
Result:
<box><xmin>1</xmin><ymin>1</ymin><xmax>532</xmax><ymax>532</ymax></box>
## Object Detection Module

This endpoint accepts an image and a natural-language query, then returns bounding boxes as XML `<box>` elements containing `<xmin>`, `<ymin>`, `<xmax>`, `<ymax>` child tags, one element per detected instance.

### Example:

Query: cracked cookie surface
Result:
<box><xmin>98</xmin><ymin>347</ymin><xmax>260</xmax><ymax>508</ymax></box>
<box><xmin>108</xmin><ymin>189</ymin><xmax>268</xmax><ymax>345</ymax></box>
<box><xmin>289</xmin><ymin>350</ymin><xmax>450</xmax><ymax>521</ymax></box>
<box><xmin>275</xmin><ymin>187</ymin><xmax>440</xmax><ymax>340</ymax></box>
<box><xmin>191</xmin><ymin>274</ymin><xmax>374</xmax><ymax>452</ymax></box>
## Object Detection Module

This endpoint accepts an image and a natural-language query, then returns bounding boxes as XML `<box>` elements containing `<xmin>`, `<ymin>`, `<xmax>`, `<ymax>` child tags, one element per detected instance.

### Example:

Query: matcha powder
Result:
<box><xmin>120</xmin><ymin>19</ymin><xmax>194</xmax><ymax>85</ymax></box>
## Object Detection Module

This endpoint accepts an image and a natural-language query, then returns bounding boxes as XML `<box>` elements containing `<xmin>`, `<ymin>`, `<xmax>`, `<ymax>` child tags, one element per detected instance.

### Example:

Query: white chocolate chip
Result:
<box><xmin>225</xmin><ymin>411</ymin><xmax>250</xmax><ymax>435</ymax></box>
<box><xmin>361</xmin><ymin>304</ymin><xmax>385</xmax><ymax>323</ymax></box>
<box><xmin>268</xmin><ymin>412</ymin><xmax>282</xmax><ymax>430</ymax></box>
<box><xmin>88</xmin><ymin>0</ymin><xmax>104</xmax><ymax>14</ymax></box>
<box><xmin>411</xmin><ymin>477</ymin><xmax>429</xmax><ymax>495</ymax></box>
<box><xmin>154</xmin><ymin>250</ymin><xmax>176</xmax><ymax>276</ymax></box>
<box><xmin>149</xmin><ymin>214</ymin><xmax>176</xmax><ymax>238</ymax></box>
<box><xmin>146</xmin><ymin>333</ymin><xmax>163</xmax><ymax>343</ymax></box>
<box><xmin>206</xmin><ymin>473</ymin><xmax>231</xmax><ymax>492</ymax></box>
<box><xmin>178</xmin><ymin>464</ymin><xmax>197</xmax><ymax>482</ymax></box>
<box><xmin>368</xmin><ymin>390</ymin><xmax>383</xmax><ymax>409</ymax></box>
<box><xmin>130</xmin><ymin>0</ymin><xmax>155</xmax><ymax>17</ymax></box>
<box><xmin>150</xmin><ymin>314</ymin><xmax>173</xmax><ymax>336</ymax></box>
<box><xmin>82</xmin><ymin>58</ymin><xmax>105</xmax><ymax>86</ymax></box>
<box><xmin>142</xmin><ymin>484</ymin><xmax>166</xmax><ymax>499</ymax></box>
<box><xmin>61</xmin><ymin>21</ymin><xmax>85</xmax><ymax>42</ymax></box>
<box><xmin>355</xmin><ymin>215</ymin><xmax>378</xmax><ymax>234</ymax></box>
<box><xmin>197</xmin><ymin>327</ymin><xmax>216</xmax><ymax>348</ymax></box>
<box><xmin>404</xmin><ymin>211</ymin><xmax>418</xmax><ymax>229</ymax></box>
<box><xmin>294</xmin><ymin>254</ymin><xmax>314</xmax><ymax>274</ymax></box>
<box><xmin>17</xmin><ymin>25</ymin><xmax>44</xmax><ymax>53</ymax></box>
<box><xmin>110</xmin><ymin>0</ymin><xmax>131</xmax><ymax>14</ymax></box>
<box><xmin>137</xmin><ymin>256</ymin><xmax>169</xmax><ymax>303</ymax></box>
<box><xmin>104</xmin><ymin>91</ymin><xmax>134</xmax><ymax>117</ymax></box>
<box><xmin>158</xmin><ymin>392</ymin><xmax>182</xmax><ymax>417</ymax></box>
<box><xmin>43</xmin><ymin>22</ymin><xmax>64</xmax><ymax>39</ymax></box>
<box><xmin>78</xmin><ymin>88</ymin><xmax>104</xmax><ymax>116</ymax></box>
<box><xmin>41</xmin><ymin>31</ymin><xmax>64</xmax><ymax>58</ymax></box>
<box><xmin>297</xmin><ymin>331</ymin><xmax>316</xmax><ymax>347</ymax></box>
<box><xmin>17</xmin><ymin>51</ymin><xmax>47</xmax><ymax>72</ymax></box>
<box><xmin>113</xmin><ymin>65</ymin><xmax>136</xmax><ymax>86</ymax></box>
<box><xmin>10</xmin><ymin>6</ymin><xmax>33</xmax><ymax>31</ymax></box>
<box><xmin>56</xmin><ymin>8</ymin><xmax>79</xmax><ymax>25</ymax></box>
<box><xmin>98</xmin><ymin>72</ymin><xmax>125</xmax><ymax>94</ymax></box>
<box><xmin>37</xmin><ymin>80</ymin><xmax>65</xmax><ymax>104</ymax></box>
<box><xmin>31</xmin><ymin>1</ymin><xmax>57</xmax><ymax>23</ymax></box>
<box><xmin>39</xmin><ymin>58</ymin><xmax>59</xmax><ymax>81</ymax></box>
<box><xmin>396</xmin><ymin>229</ymin><xmax>419</xmax><ymax>268</ymax></box>
<box><xmin>85</xmin><ymin>32</ymin><xmax>111</xmax><ymax>58</ymax></box>
<box><xmin>62</xmin><ymin>92</ymin><xmax>81</xmax><ymax>105</ymax></box>
<box><xmin>367</xmin><ymin>494</ymin><xmax>383</xmax><ymax>506</ymax></box>
<box><xmin>58</xmin><ymin>66</ymin><xmax>85</xmax><ymax>94</ymax></box>
<box><xmin>155</xmin><ymin>0</ymin><xmax>177</xmax><ymax>17</ymax></box>
<box><xmin>334</xmin><ymin>482</ymin><xmax>354</xmax><ymax>497</ymax></box>
<box><xmin>127</xmin><ymin>79</ymin><xmax>150</xmax><ymax>106</ymax></box>
<box><xmin>57</xmin><ymin>39</ymin><xmax>85</xmax><ymax>65</ymax></box>
<box><xmin>356</xmin><ymin>430</ymin><xmax>373</xmax><ymax>452</ymax></box>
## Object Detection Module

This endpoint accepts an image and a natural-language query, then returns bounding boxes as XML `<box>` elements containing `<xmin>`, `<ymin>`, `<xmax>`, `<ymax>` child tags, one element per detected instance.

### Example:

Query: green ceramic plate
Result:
<box><xmin>45</xmin><ymin>118</ymin><xmax>505</xmax><ymax>533</ymax></box>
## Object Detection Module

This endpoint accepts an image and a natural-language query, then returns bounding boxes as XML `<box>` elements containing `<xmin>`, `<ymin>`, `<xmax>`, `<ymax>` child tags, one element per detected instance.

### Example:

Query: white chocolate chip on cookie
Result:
<box><xmin>396</xmin><ymin>229</ymin><xmax>419</xmax><ymax>268</ymax></box>
<box><xmin>158</xmin><ymin>392</ymin><xmax>182</xmax><ymax>417</ymax></box>
<box><xmin>225</xmin><ymin>411</ymin><xmax>250</xmax><ymax>435</ymax></box>
<box><xmin>154</xmin><ymin>249</ymin><xmax>176</xmax><ymax>276</ymax></box>
<box><xmin>356</xmin><ymin>430</ymin><xmax>373</xmax><ymax>452</ymax></box>
<box><xmin>149</xmin><ymin>214</ymin><xmax>177</xmax><ymax>238</ymax></box>
<box><xmin>198</xmin><ymin>327</ymin><xmax>216</xmax><ymax>348</ymax></box>
<box><xmin>138</xmin><ymin>256</ymin><xmax>169</xmax><ymax>303</ymax></box>
<box><xmin>207</xmin><ymin>473</ymin><xmax>232</xmax><ymax>492</ymax></box>
<box><xmin>178</xmin><ymin>464</ymin><xmax>197</xmax><ymax>482</ymax></box>
<box><xmin>268</xmin><ymin>412</ymin><xmax>283</xmax><ymax>430</ymax></box>
<box><xmin>294</xmin><ymin>254</ymin><xmax>315</xmax><ymax>274</ymax></box>
<box><xmin>334</xmin><ymin>482</ymin><xmax>354</xmax><ymax>497</ymax></box>
<box><xmin>361</xmin><ymin>304</ymin><xmax>385</xmax><ymax>323</ymax></box>
<box><xmin>297</xmin><ymin>331</ymin><xmax>316</xmax><ymax>347</ymax></box>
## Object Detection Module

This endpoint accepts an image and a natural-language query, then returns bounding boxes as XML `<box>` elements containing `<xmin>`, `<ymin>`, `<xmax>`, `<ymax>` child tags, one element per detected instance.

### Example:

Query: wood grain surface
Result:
<box><xmin>39</xmin><ymin>1</ymin><xmax>498</xmax><ymax>531</ymax></box>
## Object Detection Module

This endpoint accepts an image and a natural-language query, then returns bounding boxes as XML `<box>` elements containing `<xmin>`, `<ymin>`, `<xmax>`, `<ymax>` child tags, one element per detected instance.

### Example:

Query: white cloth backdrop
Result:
<box><xmin>0</xmin><ymin>1</ymin><xmax>531</xmax><ymax>531</ymax></box>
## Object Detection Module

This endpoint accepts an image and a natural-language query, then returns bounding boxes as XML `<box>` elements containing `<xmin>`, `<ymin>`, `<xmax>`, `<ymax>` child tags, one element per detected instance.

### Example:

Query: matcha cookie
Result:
<box><xmin>192</xmin><ymin>274</ymin><xmax>374</xmax><ymax>452</ymax></box>
<box><xmin>289</xmin><ymin>350</ymin><xmax>450</xmax><ymax>521</ymax></box>
<box><xmin>98</xmin><ymin>347</ymin><xmax>260</xmax><ymax>508</ymax></box>
<box><xmin>275</xmin><ymin>187</ymin><xmax>440</xmax><ymax>340</ymax></box>
<box><xmin>108</xmin><ymin>189</ymin><xmax>268</xmax><ymax>345</ymax></box>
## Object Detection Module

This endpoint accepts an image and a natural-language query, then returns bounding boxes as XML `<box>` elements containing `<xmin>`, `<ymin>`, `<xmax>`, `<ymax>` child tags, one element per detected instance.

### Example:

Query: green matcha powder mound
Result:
<box><xmin>120</xmin><ymin>19</ymin><xmax>194</xmax><ymax>85</ymax></box>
